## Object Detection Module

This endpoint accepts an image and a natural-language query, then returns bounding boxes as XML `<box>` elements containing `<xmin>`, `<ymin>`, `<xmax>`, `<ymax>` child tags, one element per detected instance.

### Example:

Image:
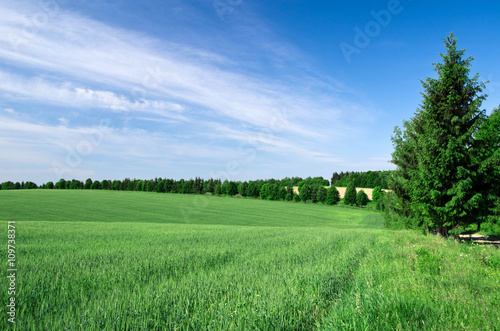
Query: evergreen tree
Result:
<box><xmin>268</xmin><ymin>184</ymin><xmax>279</xmax><ymax>200</ymax></box>
<box><xmin>112</xmin><ymin>180</ymin><xmax>121</xmax><ymax>191</ymax></box>
<box><xmin>246</xmin><ymin>182</ymin><xmax>259</xmax><ymax>198</ymax></box>
<box><xmin>182</xmin><ymin>180</ymin><xmax>193</xmax><ymax>194</ymax></box>
<box><xmin>372</xmin><ymin>186</ymin><xmax>383</xmax><ymax>201</ymax></box>
<box><xmin>300</xmin><ymin>185</ymin><xmax>311</xmax><ymax>203</ymax></box>
<box><xmin>1</xmin><ymin>181</ymin><xmax>14</xmax><ymax>190</ymax></box>
<box><xmin>356</xmin><ymin>190</ymin><xmax>369</xmax><ymax>206</ymax></box>
<box><xmin>226</xmin><ymin>181</ymin><xmax>238</xmax><ymax>196</ymax></box>
<box><xmin>316</xmin><ymin>186</ymin><xmax>327</xmax><ymax>204</ymax></box>
<box><xmin>90</xmin><ymin>180</ymin><xmax>101</xmax><ymax>189</ymax></box>
<box><xmin>127</xmin><ymin>179</ymin><xmax>136</xmax><ymax>191</ymax></box>
<box><xmin>286</xmin><ymin>182</ymin><xmax>294</xmax><ymax>196</ymax></box>
<box><xmin>259</xmin><ymin>183</ymin><xmax>270</xmax><ymax>199</ymax></box>
<box><xmin>84</xmin><ymin>178</ymin><xmax>92</xmax><ymax>189</ymax></box>
<box><xmin>325</xmin><ymin>186</ymin><xmax>340</xmax><ymax>205</ymax></box>
<box><xmin>54</xmin><ymin>179</ymin><xmax>66</xmax><ymax>189</ymax></box>
<box><xmin>331</xmin><ymin>172</ymin><xmax>340</xmax><ymax>185</ymax></box>
<box><xmin>310</xmin><ymin>186</ymin><xmax>319</xmax><ymax>203</ymax></box>
<box><xmin>389</xmin><ymin>33</ymin><xmax>492</xmax><ymax>237</ymax></box>
<box><xmin>344</xmin><ymin>182</ymin><xmax>357</xmax><ymax>206</ymax></box>
<box><xmin>221</xmin><ymin>180</ymin><xmax>229</xmax><ymax>195</ymax></box>
<box><xmin>214</xmin><ymin>185</ymin><xmax>222</xmax><ymax>196</ymax></box>
<box><xmin>165</xmin><ymin>179</ymin><xmax>174</xmax><ymax>193</ymax></box>
<box><xmin>278</xmin><ymin>186</ymin><xmax>287</xmax><ymax>200</ymax></box>
<box><xmin>474</xmin><ymin>106</ymin><xmax>500</xmax><ymax>231</ymax></box>
<box><xmin>238</xmin><ymin>182</ymin><xmax>248</xmax><ymax>197</ymax></box>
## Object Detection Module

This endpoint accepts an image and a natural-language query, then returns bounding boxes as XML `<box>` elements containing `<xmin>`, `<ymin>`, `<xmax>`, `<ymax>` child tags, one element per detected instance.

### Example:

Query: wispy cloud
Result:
<box><xmin>0</xmin><ymin>0</ymin><xmax>390</xmax><ymax>183</ymax></box>
<box><xmin>0</xmin><ymin>1</ymin><xmax>356</xmax><ymax>133</ymax></box>
<box><xmin>0</xmin><ymin>70</ymin><xmax>185</xmax><ymax>118</ymax></box>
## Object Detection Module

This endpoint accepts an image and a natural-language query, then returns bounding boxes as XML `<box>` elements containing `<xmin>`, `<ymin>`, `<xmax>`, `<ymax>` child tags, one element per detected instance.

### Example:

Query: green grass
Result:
<box><xmin>0</xmin><ymin>190</ymin><xmax>382</xmax><ymax>228</ymax></box>
<box><xmin>0</xmin><ymin>190</ymin><xmax>498</xmax><ymax>330</ymax></box>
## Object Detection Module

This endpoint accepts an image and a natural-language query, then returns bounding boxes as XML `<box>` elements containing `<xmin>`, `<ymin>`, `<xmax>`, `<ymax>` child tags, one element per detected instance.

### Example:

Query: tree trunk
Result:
<box><xmin>436</xmin><ymin>226</ymin><xmax>449</xmax><ymax>238</ymax></box>
<box><xmin>477</xmin><ymin>221</ymin><xmax>481</xmax><ymax>233</ymax></box>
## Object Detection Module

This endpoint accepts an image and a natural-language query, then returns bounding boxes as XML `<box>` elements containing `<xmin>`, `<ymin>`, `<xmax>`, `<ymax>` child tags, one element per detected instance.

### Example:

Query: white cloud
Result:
<box><xmin>0</xmin><ymin>1</ymin><xmax>364</xmax><ymax>137</ymax></box>
<box><xmin>0</xmin><ymin>1</ymin><xmax>385</xmax><ymax>183</ymax></box>
<box><xmin>0</xmin><ymin>70</ymin><xmax>185</xmax><ymax>119</ymax></box>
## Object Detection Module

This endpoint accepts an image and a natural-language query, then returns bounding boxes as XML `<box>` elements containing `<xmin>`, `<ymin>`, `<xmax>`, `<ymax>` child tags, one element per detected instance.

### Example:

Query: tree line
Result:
<box><xmin>1</xmin><ymin>181</ymin><xmax>38</xmax><ymax>190</ymax></box>
<box><xmin>331</xmin><ymin>170</ymin><xmax>391</xmax><ymax>189</ymax></box>
<box><xmin>1</xmin><ymin>176</ymin><xmax>381</xmax><ymax>207</ymax></box>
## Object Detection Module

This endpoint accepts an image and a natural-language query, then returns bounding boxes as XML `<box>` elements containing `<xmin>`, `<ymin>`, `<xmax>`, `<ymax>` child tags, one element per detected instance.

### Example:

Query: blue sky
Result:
<box><xmin>1</xmin><ymin>0</ymin><xmax>499</xmax><ymax>184</ymax></box>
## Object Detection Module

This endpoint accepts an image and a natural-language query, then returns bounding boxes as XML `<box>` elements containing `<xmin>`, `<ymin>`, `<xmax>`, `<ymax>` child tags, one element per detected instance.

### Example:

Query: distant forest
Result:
<box><xmin>331</xmin><ymin>170</ymin><xmax>391</xmax><ymax>189</ymax></box>
<box><xmin>1</xmin><ymin>170</ymin><xmax>391</xmax><ymax>193</ymax></box>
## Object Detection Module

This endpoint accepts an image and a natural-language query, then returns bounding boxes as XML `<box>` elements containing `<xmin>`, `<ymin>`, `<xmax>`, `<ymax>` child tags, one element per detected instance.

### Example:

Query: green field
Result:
<box><xmin>1</xmin><ymin>191</ymin><xmax>499</xmax><ymax>330</ymax></box>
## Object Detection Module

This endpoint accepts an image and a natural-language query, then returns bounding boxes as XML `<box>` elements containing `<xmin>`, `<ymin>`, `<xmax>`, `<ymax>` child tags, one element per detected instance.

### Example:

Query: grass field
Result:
<box><xmin>1</xmin><ymin>190</ymin><xmax>499</xmax><ymax>330</ymax></box>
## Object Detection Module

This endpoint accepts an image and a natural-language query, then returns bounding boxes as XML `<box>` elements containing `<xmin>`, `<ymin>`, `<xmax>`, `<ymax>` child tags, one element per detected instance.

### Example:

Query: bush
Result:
<box><xmin>356</xmin><ymin>190</ymin><xmax>369</xmax><ymax>206</ymax></box>
<box><xmin>382</xmin><ymin>192</ymin><xmax>422</xmax><ymax>230</ymax></box>
<box><xmin>292</xmin><ymin>195</ymin><xmax>301</xmax><ymax>202</ymax></box>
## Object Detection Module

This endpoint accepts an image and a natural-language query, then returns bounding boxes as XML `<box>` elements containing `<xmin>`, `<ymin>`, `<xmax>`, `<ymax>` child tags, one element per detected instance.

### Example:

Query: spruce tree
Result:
<box><xmin>356</xmin><ymin>190</ymin><xmax>369</xmax><ymax>207</ymax></box>
<box><xmin>372</xmin><ymin>186</ymin><xmax>382</xmax><ymax>201</ymax></box>
<box><xmin>344</xmin><ymin>182</ymin><xmax>357</xmax><ymax>206</ymax></box>
<box><xmin>316</xmin><ymin>186</ymin><xmax>327</xmax><ymax>204</ymax></box>
<box><xmin>325</xmin><ymin>186</ymin><xmax>341</xmax><ymax>205</ymax></box>
<box><xmin>390</xmin><ymin>33</ymin><xmax>491</xmax><ymax>237</ymax></box>
<box><xmin>300</xmin><ymin>185</ymin><xmax>311</xmax><ymax>203</ymax></box>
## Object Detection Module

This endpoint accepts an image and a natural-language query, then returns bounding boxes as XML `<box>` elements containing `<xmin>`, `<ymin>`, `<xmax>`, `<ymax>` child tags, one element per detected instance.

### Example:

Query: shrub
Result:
<box><xmin>292</xmin><ymin>195</ymin><xmax>301</xmax><ymax>202</ymax></box>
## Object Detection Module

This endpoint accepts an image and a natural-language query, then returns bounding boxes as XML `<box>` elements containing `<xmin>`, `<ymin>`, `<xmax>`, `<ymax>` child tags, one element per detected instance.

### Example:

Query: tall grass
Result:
<box><xmin>320</xmin><ymin>232</ymin><xmax>500</xmax><ymax>330</ymax></box>
<box><xmin>0</xmin><ymin>191</ymin><xmax>498</xmax><ymax>330</ymax></box>
<box><xmin>1</xmin><ymin>221</ymin><xmax>379</xmax><ymax>329</ymax></box>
